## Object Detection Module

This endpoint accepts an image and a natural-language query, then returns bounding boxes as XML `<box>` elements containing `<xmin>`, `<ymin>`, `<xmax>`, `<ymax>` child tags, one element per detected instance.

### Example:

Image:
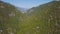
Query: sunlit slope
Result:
<box><xmin>0</xmin><ymin>1</ymin><xmax>26</xmax><ymax>34</ymax></box>
<box><xmin>18</xmin><ymin>1</ymin><xmax>60</xmax><ymax>34</ymax></box>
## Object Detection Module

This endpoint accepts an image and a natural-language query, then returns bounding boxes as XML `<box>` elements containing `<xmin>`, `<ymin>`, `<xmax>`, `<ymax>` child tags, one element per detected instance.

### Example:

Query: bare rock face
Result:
<box><xmin>0</xmin><ymin>6</ymin><xmax>4</xmax><ymax>8</ymax></box>
<box><xmin>0</xmin><ymin>30</ymin><xmax>2</xmax><ymax>32</ymax></box>
<box><xmin>9</xmin><ymin>12</ymin><xmax>15</xmax><ymax>17</ymax></box>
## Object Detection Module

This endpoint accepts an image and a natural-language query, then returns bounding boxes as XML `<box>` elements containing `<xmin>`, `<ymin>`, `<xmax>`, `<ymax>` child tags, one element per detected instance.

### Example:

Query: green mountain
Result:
<box><xmin>0</xmin><ymin>1</ymin><xmax>26</xmax><ymax>34</ymax></box>
<box><xmin>1</xmin><ymin>0</ymin><xmax>60</xmax><ymax>34</ymax></box>
<box><xmin>18</xmin><ymin>1</ymin><xmax>60</xmax><ymax>34</ymax></box>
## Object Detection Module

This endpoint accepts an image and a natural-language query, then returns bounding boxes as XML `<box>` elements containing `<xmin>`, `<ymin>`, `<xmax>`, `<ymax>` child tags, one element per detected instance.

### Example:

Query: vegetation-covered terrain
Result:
<box><xmin>0</xmin><ymin>0</ymin><xmax>60</xmax><ymax>34</ymax></box>
<box><xmin>0</xmin><ymin>1</ymin><xmax>27</xmax><ymax>34</ymax></box>
<box><xmin>18</xmin><ymin>1</ymin><xmax>60</xmax><ymax>34</ymax></box>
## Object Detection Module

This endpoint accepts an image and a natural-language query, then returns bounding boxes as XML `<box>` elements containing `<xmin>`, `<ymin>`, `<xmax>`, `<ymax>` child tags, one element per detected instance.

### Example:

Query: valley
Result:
<box><xmin>0</xmin><ymin>0</ymin><xmax>60</xmax><ymax>34</ymax></box>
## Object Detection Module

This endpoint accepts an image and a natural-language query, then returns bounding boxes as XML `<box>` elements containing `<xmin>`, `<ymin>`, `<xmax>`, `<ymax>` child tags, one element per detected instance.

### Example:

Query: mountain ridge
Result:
<box><xmin>18</xmin><ymin>1</ymin><xmax>60</xmax><ymax>34</ymax></box>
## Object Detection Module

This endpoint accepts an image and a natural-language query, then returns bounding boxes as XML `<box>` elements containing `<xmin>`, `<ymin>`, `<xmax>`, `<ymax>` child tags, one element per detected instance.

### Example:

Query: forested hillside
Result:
<box><xmin>18</xmin><ymin>1</ymin><xmax>60</xmax><ymax>34</ymax></box>
<box><xmin>0</xmin><ymin>0</ymin><xmax>60</xmax><ymax>34</ymax></box>
<box><xmin>0</xmin><ymin>1</ymin><xmax>27</xmax><ymax>34</ymax></box>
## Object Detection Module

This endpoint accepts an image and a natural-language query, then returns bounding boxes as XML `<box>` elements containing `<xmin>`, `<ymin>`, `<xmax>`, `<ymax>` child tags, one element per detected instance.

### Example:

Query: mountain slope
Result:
<box><xmin>18</xmin><ymin>1</ymin><xmax>60</xmax><ymax>34</ymax></box>
<box><xmin>0</xmin><ymin>1</ymin><xmax>26</xmax><ymax>34</ymax></box>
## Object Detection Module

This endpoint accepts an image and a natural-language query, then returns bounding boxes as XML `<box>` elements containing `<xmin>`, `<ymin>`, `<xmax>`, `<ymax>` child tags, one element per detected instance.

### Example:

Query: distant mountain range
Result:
<box><xmin>17</xmin><ymin>7</ymin><xmax>28</xmax><ymax>13</ymax></box>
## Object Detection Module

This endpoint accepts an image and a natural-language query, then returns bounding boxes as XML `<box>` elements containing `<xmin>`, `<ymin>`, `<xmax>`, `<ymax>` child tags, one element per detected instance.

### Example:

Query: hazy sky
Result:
<box><xmin>2</xmin><ymin>0</ymin><xmax>52</xmax><ymax>8</ymax></box>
